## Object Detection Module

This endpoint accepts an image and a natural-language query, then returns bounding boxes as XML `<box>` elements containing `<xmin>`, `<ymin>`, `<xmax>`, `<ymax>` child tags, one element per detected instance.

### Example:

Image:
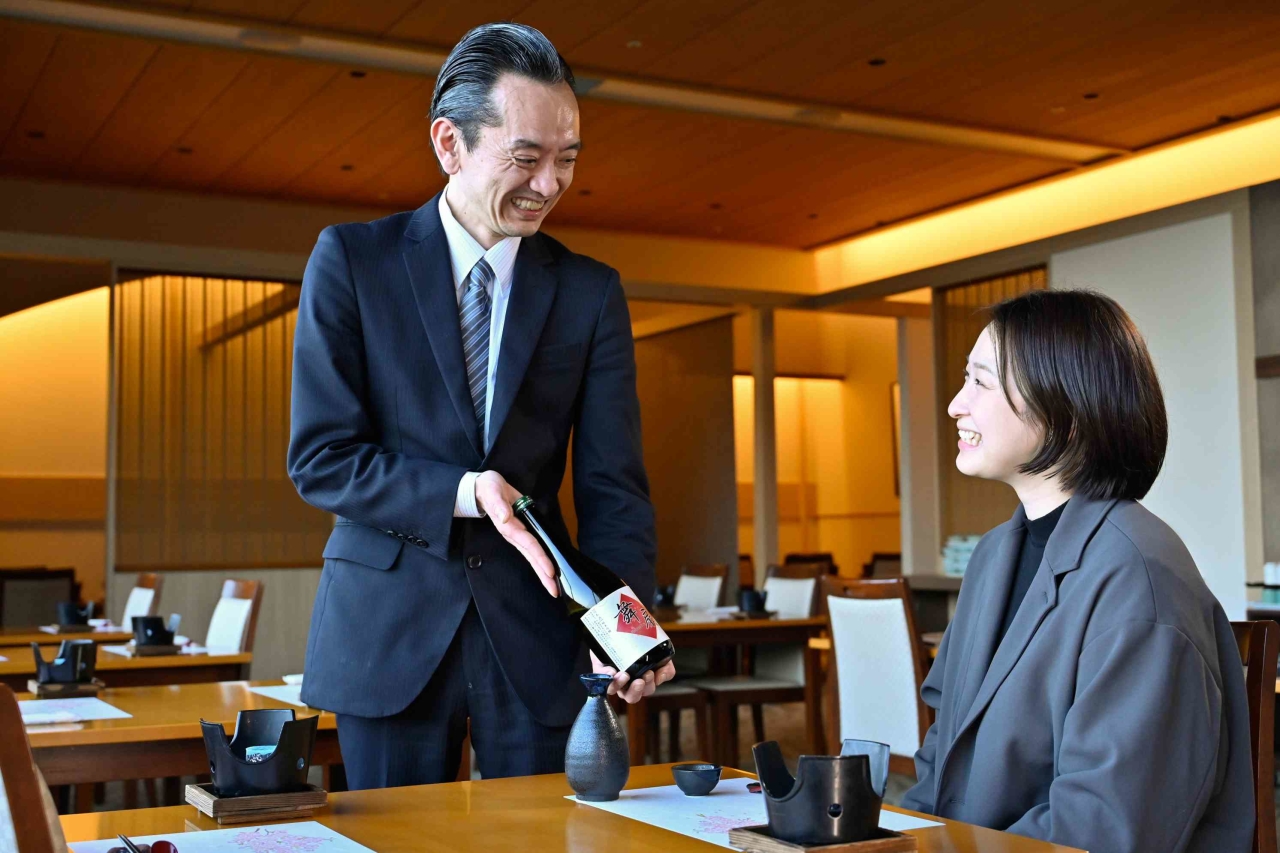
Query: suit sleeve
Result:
<box><xmin>899</xmin><ymin>624</ymin><xmax>947</xmax><ymax>814</ymax></box>
<box><xmin>571</xmin><ymin>270</ymin><xmax>657</xmax><ymax>605</ymax></box>
<box><xmin>1004</xmin><ymin>620</ymin><xmax>1226</xmax><ymax>853</ymax></box>
<box><xmin>287</xmin><ymin>226</ymin><xmax>467</xmax><ymax>560</ymax></box>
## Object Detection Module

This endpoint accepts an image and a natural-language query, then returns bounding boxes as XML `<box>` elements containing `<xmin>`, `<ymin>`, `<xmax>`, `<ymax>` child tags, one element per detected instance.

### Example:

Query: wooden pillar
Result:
<box><xmin>752</xmin><ymin>308</ymin><xmax>778</xmax><ymax>586</ymax></box>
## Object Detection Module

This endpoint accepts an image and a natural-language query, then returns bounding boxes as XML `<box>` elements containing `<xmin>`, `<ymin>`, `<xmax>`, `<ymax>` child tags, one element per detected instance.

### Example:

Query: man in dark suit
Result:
<box><xmin>287</xmin><ymin>22</ymin><xmax>675</xmax><ymax>789</ymax></box>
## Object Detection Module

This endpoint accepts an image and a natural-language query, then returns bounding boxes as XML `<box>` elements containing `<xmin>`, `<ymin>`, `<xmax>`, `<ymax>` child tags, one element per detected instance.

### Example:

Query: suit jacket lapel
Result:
<box><xmin>484</xmin><ymin>236</ymin><xmax>557</xmax><ymax>458</ymax></box>
<box><xmin>402</xmin><ymin>194</ymin><xmax>483</xmax><ymax>459</ymax></box>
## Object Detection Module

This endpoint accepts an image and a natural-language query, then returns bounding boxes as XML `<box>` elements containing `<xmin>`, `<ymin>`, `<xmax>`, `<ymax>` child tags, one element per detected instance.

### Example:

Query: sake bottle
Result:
<box><xmin>513</xmin><ymin>495</ymin><xmax>674</xmax><ymax>680</ymax></box>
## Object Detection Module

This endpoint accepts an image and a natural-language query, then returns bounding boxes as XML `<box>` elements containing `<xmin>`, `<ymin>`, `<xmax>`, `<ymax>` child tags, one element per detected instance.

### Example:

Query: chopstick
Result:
<box><xmin>118</xmin><ymin>834</ymin><xmax>145</xmax><ymax>853</ymax></box>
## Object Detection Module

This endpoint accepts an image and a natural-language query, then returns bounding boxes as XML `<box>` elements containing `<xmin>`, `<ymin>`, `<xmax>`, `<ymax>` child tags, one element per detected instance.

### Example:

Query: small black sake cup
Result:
<box><xmin>672</xmin><ymin>763</ymin><xmax>722</xmax><ymax>796</ymax></box>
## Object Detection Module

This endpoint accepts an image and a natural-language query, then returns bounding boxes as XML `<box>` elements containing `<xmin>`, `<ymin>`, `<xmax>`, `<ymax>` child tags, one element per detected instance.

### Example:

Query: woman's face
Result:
<box><xmin>947</xmin><ymin>326</ymin><xmax>1044</xmax><ymax>485</ymax></box>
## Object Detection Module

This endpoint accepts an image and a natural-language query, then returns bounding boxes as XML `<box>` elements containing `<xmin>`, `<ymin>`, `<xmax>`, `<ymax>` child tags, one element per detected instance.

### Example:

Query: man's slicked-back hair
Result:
<box><xmin>988</xmin><ymin>289</ymin><xmax>1167</xmax><ymax>501</ymax></box>
<box><xmin>429</xmin><ymin>22</ymin><xmax>574</xmax><ymax>154</ymax></box>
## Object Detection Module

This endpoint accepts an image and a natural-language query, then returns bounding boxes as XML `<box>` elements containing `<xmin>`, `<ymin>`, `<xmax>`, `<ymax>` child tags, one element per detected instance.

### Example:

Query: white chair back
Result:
<box><xmin>120</xmin><ymin>587</ymin><xmax>155</xmax><ymax>625</ymax></box>
<box><xmin>762</xmin><ymin>576</ymin><xmax>816</xmax><ymax>619</ymax></box>
<box><xmin>205</xmin><ymin>596</ymin><xmax>254</xmax><ymax>652</ymax></box>
<box><xmin>827</xmin><ymin>594</ymin><xmax>922</xmax><ymax>758</ymax></box>
<box><xmin>674</xmin><ymin>574</ymin><xmax>723</xmax><ymax>611</ymax></box>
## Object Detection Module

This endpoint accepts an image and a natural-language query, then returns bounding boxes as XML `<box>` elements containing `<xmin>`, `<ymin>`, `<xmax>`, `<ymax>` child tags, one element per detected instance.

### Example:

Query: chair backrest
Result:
<box><xmin>0</xmin><ymin>685</ymin><xmax>65</xmax><ymax>853</ymax></box>
<box><xmin>783</xmin><ymin>552</ymin><xmax>838</xmax><ymax>576</ymax></box>
<box><xmin>120</xmin><ymin>573</ymin><xmax>164</xmax><ymax>625</ymax></box>
<box><xmin>0</xmin><ymin>569</ymin><xmax>75</xmax><ymax>628</ymax></box>
<box><xmin>763</xmin><ymin>563</ymin><xmax>825</xmax><ymax>618</ymax></box>
<box><xmin>1232</xmin><ymin>620</ymin><xmax>1279</xmax><ymax>853</ymax></box>
<box><xmin>863</xmin><ymin>552</ymin><xmax>903</xmax><ymax>579</ymax></box>
<box><xmin>738</xmin><ymin>554</ymin><xmax>755</xmax><ymax>591</ymax></box>
<box><xmin>674</xmin><ymin>565</ymin><xmax>727</xmax><ymax>610</ymax></box>
<box><xmin>823</xmin><ymin>577</ymin><xmax>929</xmax><ymax>770</ymax></box>
<box><xmin>205</xmin><ymin>579</ymin><xmax>264</xmax><ymax>653</ymax></box>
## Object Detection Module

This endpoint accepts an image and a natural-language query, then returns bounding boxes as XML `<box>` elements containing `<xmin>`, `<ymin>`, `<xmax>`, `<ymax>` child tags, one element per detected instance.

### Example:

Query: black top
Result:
<box><xmin>996</xmin><ymin>501</ymin><xmax>1067</xmax><ymax>644</ymax></box>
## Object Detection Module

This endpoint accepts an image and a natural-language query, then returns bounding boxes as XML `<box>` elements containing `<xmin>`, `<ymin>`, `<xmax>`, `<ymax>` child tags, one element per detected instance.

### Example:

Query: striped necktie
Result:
<box><xmin>459</xmin><ymin>257</ymin><xmax>494</xmax><ymax>446</ymax></box>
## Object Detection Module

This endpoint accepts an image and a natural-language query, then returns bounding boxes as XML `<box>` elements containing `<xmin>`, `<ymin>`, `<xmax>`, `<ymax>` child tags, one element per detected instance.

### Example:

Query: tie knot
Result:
<box><xmin>467</xmin><ymin>257</ymin><xmax>494</xmax><ymax>291</ymax></box>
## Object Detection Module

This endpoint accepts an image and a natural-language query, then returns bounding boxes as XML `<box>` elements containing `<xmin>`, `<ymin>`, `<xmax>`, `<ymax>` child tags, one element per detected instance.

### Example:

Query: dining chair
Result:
<box><xmin>0</xmin><ymin>568</ymin><xmax>76</xmax><ymax>628</ymax></box>
<box><xmin>205</xmin><ymin>579</ymin><xmax>265</xmax><ymax>653</ymax></box>
<box><xmin>823</xmin><ymin>576</ymin><xmax>929</xmax><ymax>776</ymax></box>
<box><xmin>862</xmin><ymin>552</ymin><xmax>903</xmax><ymax>579</ymax></box>
<box><xmin>0</xmin><ymin>684</ymin><xmax>67</xmax><ymax>853</ymax></box>
<box><xmin>646</xmin><ymin>564</ymin><xmax>729</xmax><ymax>761</ymax></box>
<box><xmin>783</xmin><ymin>552</ymin><xmax>839</xmax><ymax>577</ymax></box>
<box><xmin>1231</xmin><ymin>620</ymin><xmax>1278</xmax><ymax>853</ymax></box>
<box><xmin>684</xmin><ymin>563</ymin><xmax>826</xmax><ymax>767</ymax></box>
<box><xmin>120</xmin><ymin>573</ymin><xmax>164</xmax><ymax>626</ymax></box>
<box><xmin>674</xmin><ymin>564</ymin><xmax>728</xmax><ymax>611</ymax></box>
<box><xmin>738</xmin><ymin>554</ymin><xmax>755</xmax><ymax>591</ymax></box>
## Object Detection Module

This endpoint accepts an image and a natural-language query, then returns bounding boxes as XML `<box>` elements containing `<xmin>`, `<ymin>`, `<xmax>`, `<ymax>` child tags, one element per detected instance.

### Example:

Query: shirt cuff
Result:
<box><xmin>454</xmin><ymin>471</ymin><xmax>484</xmax><ymax>518</ymax></box>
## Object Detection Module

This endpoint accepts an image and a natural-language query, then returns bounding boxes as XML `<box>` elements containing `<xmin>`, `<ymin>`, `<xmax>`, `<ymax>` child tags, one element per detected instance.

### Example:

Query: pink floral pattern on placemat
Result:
<box><xmin>694</xmin><ymin>813</ymin><xmax>762</xmax><ymax>835</ymax></box>
<box><xmin>230</xmin><ymin>829</ymin><xmax>331</xmax><ymax>853</ymax></box>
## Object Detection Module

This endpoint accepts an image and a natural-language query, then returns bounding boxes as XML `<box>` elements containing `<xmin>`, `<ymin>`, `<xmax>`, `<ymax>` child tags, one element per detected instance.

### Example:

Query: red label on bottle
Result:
<box><xmin>615</xmin><ymin>593</ymin><xmax>658</xmax><ymax>639</ymax></box>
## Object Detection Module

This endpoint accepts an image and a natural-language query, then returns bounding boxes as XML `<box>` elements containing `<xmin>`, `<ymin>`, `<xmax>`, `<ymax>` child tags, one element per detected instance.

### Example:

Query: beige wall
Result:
<box><xmin>733</xmin><ymin>311</ymin><xmax>901</xmax><ymax>576</ymax></box>
<box><xmin>0</xmin><ymin>287</ymin><xmax>109</xmax><ymax>600</ymax></box>
<box><xmin>1251</xmin><ymin>180</ymin><xmax>1280</xmax><ymax>563</ymax></box>
<box><xmin>633</xmin><ymin>318</ymin><xmax>739</xmax><ymax>591</ymax></box>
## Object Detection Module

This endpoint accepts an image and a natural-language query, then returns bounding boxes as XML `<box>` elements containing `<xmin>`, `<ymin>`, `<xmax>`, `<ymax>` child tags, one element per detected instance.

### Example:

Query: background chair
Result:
<box><xmin>862</xmin><ymin>552</ymin><xmax>903</xmax><ymax>579</ymax></box>
<box><xmin>0</xmin><ymin>568</ymin><xmax>76</xmax><ymax>628</ymax></box>
<box><xmin>1231</xmin><ymin>620</ymin><xmax>1278</xmax><ymax>853</ymax></box>
<box><xmin>205</xmin><ymin>579</ymin><xmax>264</xmax><ymax>653</ymax></box>
<box><xmin>0</xmin><ymin>684</ymin><xmax>67</xmax><ymax>853</ymax></box>
<box><xmin>674</xmin><ymin>564</ymin><xmax>728</xmax><ymax>611</ymax></box>
<box><xmin>119</xmin><ymin>572</ymin><xmax>163</xmax><ymax>626</ymax></box>
<box><xmin>823</xmin><ymin>576</ymin><xmax>928</xmax><ymax>776</ymax></box>
<box><xmin>784</xmin><ymin>552</ymin><xmax>838</xmax><ymax>577</ymax></box>
<box><xmin>686</xmin><ymin>563</ymin><xmax>826</xmax><ymax>767</ymax></box>
<box><xmin>738</xmin><ymin>554</ymin><xmax>755</xmax><ymax>591</ymax></box>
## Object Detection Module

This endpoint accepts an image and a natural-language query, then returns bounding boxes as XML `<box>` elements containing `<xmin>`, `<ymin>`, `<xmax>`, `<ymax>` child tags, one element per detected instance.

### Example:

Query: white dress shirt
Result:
<box><xmin>439</xmin><ymin>188</ymin><xmax>521</xmax><ymax>518</ymax></box>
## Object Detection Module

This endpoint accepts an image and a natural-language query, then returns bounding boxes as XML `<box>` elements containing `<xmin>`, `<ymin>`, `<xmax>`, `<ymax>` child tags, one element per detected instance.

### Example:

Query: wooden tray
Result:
<box><xmin>26</xmin><ymin>678</ymin><xmax>104</xmax><ymax>698</ymax></box>
<box><xmin>185</xmin><ymin>783</ymin><xmax>328</xmax><ymax>825</ymax></box>
<box><xmin>729</xmin><ymin>825</ymin><xmax>917</xmax><ymax>852</ymax></box>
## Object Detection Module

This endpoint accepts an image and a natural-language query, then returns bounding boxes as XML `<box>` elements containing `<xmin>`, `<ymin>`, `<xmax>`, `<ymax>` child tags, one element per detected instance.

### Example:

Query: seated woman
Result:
<box><xmin>899</xmin><ymin>289</ymin><xmax>1254</xmax><ymax>853</ymax></box>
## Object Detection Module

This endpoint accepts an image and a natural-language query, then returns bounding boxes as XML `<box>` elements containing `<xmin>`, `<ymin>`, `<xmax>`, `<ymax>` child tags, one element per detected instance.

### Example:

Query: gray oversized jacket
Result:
<box><xmin>900</xmin><ymin>496</ymin><xmax>1254</xmax><ymax>853</ymax></box>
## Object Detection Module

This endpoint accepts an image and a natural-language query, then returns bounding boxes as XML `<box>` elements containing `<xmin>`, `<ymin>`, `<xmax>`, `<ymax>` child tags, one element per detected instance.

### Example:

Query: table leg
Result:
<box><xmin>627</xmin><ymin>697</ymin><xmax>649</xmax><ymax>765</ymax></box>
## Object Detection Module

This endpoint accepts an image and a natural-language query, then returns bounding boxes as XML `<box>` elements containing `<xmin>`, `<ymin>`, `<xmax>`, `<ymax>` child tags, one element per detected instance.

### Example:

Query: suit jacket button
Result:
<box><xmin>414</xmin><ymin>538</ymin><xmax>428</xmax><ymax>547</ymax></box>
<box><xmin>467</xmin><ymin>555</ymin><xmax>482</xmax><ymax>569</ymax></box>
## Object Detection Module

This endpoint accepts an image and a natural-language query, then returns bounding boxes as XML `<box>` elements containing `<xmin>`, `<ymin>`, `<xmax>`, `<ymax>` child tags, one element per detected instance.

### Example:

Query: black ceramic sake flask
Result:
<box><xmin>752</xmin><ymin>739</ymin><xmax>890</xmax><ymax>846</ymax></box>
<box><xmin>565</xmin><ymin>673</ymin><xmax>629</xmax><ymax>802</ymax></box>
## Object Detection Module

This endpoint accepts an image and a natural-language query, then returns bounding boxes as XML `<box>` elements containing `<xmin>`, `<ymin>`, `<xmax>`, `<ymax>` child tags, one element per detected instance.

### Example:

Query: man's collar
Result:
<box><xmin>438</xmin><ymin>187</ymin><xmax>521</xmax><ymax>290</ymax></box>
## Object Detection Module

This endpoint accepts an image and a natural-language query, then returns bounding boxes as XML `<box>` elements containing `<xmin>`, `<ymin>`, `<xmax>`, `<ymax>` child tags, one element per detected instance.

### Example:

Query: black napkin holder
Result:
<box><xmin>56</xmin><ymin>601</ymin><xmax>94</xmax><ymax>631</ymax></box>
<box><xmin>202</xmin><ymin>709</ymin><xmax>318</xmax><ymax>798</ymax></box>
<box><xmin>752</xmin><ymin>739</ymin><xmax>891</xmax><ymax>847</ymax></box>
<box><xmin>31</xmin><ymin>640</ymin><xmax>97</xmax><ymax>684</ymax></box>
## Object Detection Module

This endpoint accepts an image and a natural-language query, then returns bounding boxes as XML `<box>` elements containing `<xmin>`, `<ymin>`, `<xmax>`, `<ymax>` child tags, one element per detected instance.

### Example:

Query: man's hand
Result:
<box><xmin>474</xmin><ymin>470</ymin><xmax>558</xmax><ymax>597</ymax></box>
<box><xmin>591</xmin><ymin>651</ymin><xmax>676</xmax><ymax>704</ymax></box>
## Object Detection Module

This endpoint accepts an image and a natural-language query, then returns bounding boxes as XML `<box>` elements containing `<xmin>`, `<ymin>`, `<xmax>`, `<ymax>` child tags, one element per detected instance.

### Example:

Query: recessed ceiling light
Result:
<box><xmin>578</xmin><ymin>189</ymin><xmax>592</xmax><ymax>196</ymax></box>
<box><xmin>350</xmin><ymin>70</ymin><xmax>366</xmax><ymax>78</ymax></box>
<box><xmin>1083</xmin><ymin>92</ymin><xmax>1099</xmax><ymax>100</ymax></box>
<box><xmin>709</xmin><ymin>202</ymin><xmax>722</xmax><ymax>210</ymax></box>
<box><xmin>26</xmin><ymin>130</ymin><xmax>44</xmax><ymax>139</ymax></box>
<box><xmin>808</xmin><ymin>213</ymin><xmax>818</xmax><ymax>219</ymax></box>
<box><xmin>868</xmin><ymin>58</ymin><xmax>887</xmax><ymax>66</ymax></box>
<box><xmin>340</xmin><ymin>164</ymin><xmax>354</xmax><ymax>171</ymax></box>
<box><xmin>176</xmin><ymin>146</ymin><xmax>193</xmax><ymax>154</ymax></box>
<box><xmin>1218</xmin><ymin>115</ymin><xmax>1232</xmax><ymax>123</ymax></box>
<box><xmin>626</xmin><ymin>40</ymin><xmax>642</xmax><ymax>49</ymax></box>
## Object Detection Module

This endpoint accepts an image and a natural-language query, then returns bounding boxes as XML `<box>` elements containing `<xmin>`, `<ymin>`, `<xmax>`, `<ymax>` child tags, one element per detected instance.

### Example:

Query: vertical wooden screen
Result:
<box><xmin>112</xmin><ymin>274</ymin><xmax>332</xmax><ymax>570</ymax></box>
<box><xmin>933</xmin><ymin>267</ymin><xmax>1047</xmax><ymax>541</ymax></box>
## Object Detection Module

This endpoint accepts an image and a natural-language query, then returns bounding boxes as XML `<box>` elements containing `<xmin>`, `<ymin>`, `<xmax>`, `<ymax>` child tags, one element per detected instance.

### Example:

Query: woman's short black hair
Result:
<box><xmin>988</xmin><ymin>289</ymin><xmax>1167</xmax><ymax>501</ymax></box>
<box><xmin>429</xmin><ymin>22</ymin><xmax>575</xmax><ymax>152</ymax></box>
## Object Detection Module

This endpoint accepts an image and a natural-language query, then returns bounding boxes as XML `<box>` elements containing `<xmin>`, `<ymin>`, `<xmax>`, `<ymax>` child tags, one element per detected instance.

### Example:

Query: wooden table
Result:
<box><xmin>22</xmin><ymin>680</ymin><xmax>338</xmax><ymax>787</ymax></box>
<box><xmin>58</xmin><ymin>763</ymin><xmax>1084</xmax><ymax>852</ymax></box>
<box><xmin>627</xmin><ymin>614</ymin><xmax>828</xmax><ymax>765</ymax></box>
<box><xmin>0</xmin><ymin>626</ymin><xmax>134</xmax><ymax>648</ymax></box>
<box><xmin>0</xmin><ymin>651</ymin><xmax>252</xmax><ymax>691</ymax></box>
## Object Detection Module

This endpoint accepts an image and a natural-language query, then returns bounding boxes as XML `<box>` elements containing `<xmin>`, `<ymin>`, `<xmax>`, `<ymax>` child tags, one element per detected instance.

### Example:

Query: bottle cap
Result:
<box><xmin>513</xmin><ymin>495</ymin><xmax>535</xmax><ymax>513</ymax></box>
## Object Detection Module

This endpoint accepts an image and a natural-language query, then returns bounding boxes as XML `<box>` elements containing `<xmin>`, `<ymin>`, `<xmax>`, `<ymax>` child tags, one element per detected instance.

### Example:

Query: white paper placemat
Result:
<box><xmin>69</xmin><ymin>821</ymin><xmax>374</xmax><ymax>853</ymax></box>
<box><xmin>566</xmin><ymin>778</ymin><xmax>941</xmax><ymax>849</ymax></box>
<box><xmin>20</xmin><ymin>697</ymin><xmax>132</xmax><ymax>726</ymax></box>
<box><xmin>248</xmin><ymin>684</ymin><xmax>306</xmax><ymax>706</ymax></box>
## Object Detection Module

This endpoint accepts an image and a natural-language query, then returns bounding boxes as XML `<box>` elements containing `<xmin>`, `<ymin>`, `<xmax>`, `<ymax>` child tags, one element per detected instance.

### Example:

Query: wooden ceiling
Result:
<box><xmin>2</xmin><ymin>0</ymin><xmax>1280</xmax><ymax>248</ymax></box>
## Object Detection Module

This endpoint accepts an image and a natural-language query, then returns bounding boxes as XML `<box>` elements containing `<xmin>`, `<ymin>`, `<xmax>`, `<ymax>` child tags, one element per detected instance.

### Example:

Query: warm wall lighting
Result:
<box><xmin>814</xmin><ymin>106</ymin><xmax>1280</xmax><ymax>290</ymax></box>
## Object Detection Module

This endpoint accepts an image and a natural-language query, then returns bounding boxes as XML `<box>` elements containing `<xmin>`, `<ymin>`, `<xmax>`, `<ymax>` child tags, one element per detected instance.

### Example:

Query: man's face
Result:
<box><xmin>436</xmin><ymin>74</ymin><xmax>580</xmax><ymax>247</ymax></box>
